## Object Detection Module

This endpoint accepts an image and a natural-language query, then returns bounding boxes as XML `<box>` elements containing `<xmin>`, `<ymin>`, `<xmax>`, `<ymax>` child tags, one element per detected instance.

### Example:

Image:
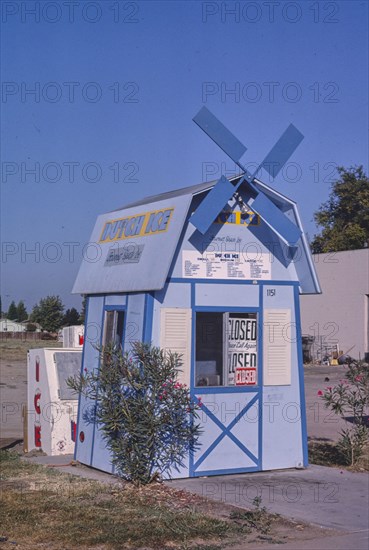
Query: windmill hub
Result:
<box><xmin>234</xmin><ymin>191</ymin><xmax>249</xmax><ymax>214</ymax></box>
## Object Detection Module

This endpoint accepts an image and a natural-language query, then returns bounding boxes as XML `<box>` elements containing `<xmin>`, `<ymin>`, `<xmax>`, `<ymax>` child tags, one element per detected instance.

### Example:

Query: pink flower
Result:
<box><xmin>355</xmin><ymin>376</ymin><xmax>363</xmax><ymax>382</ymax></box>
<box><xmin>84</xmin><ymin>368</ymin><xmax>88</xmax><ymax>373</ymax></box>
<box><xmin>317</xmin><ymin>390</ymin><xmax>323</xmax><ymax>396</ymax></box>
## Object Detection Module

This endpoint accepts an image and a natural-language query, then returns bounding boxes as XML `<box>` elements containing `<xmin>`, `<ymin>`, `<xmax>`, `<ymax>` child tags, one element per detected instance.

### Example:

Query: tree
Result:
<box><xmin>79</xmin><ymin>296</ymin><xmax>86</xmax><ymax>324</ymax></box>
<box><xmin>68</xmin><ymin>342</ymin><xmax>201</xmax><ymax>484</ymax></box>
<box><xmin>16</xmin><ymin>301</ymin><xmax>28</xmax><ymax>322</ymax></box>
<box><xmin>62</xmin><ymin>307</ymin><xmax>80</xmax><ymax>326</ymax></box>
<box><xmin>30</xmin><ymin>295</ymin><xmax>64</xmax><ymax>333</ymax></box>
<box><xmin>7</xmin><ymin>301</ymin><xmax>18</xmax><ymax>320</ymax></box>
<box><xmin>311</xmin><ymin>166</ymin><xmax>369</xmax><ymax>253</ymax></box>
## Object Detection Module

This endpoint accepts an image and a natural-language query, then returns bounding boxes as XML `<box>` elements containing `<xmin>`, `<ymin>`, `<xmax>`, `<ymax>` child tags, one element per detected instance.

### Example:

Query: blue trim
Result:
<box><xmin>194</xmin><ymin>306</ymin><xmax>259</xmax><ymax>313</ymax></box>
<box><xmin>189</xmin><ymin>282</ymin><xmax>196</xmax><ymax>477</ymax></box>
<box><xmin>169</xmin><ymin>277</ymin><xmax>300</xmax><ymax>286</ymax></box>
<box><xmin>74</xmin><ymin>296</ymin><xmax>89</xmax><ymax>461</ymax></box>
<box><xmin>193</xmin><ymin>394</ymin><xmax>259</xmax><ymax>472</ymax></box>
<box><xmin>258</xmin><ymin>285</ymin><xmax>263</xmax><ymax>469</ymax></box>
<box><xmin>194</xmin><ymin>386</ymin><xmax>260</xmax><ymax>394</ymax></box>
<box><xmin>294</xmin><ymin>285</ymin><xmax>308</xmax><ymax>467</ymax></box>
<box><xmin>193</xmin><ymin>465</ymin><xmax>260</xmax><ymax>477</ymax></box>
<box><xmin>143</xmin><ymin>294</ymin><xmax>148</xmax><ymax>341</ymax></box>
<box><xmin>143</xmin><ymin>293</ymin><xmax>154</xmax><ymax>343</ymax></box>
<box><xmin>191</xmin><ymin>282</ymin><xmax>196</xmax><ymax>309</ymax></box>
<box><xmin>104</xmin><ymin>305</ymin><xmax>126</xmax><ymax>311</ymax></box>
<box><xmin>123</xmin><ymin>295</ymin><xmax>129</xmax><ymax>348</ymax></box>
<box><xmin>90</xmin><ymin>296</ymin><xmax>106</xmax><ymax>466</ymax></box>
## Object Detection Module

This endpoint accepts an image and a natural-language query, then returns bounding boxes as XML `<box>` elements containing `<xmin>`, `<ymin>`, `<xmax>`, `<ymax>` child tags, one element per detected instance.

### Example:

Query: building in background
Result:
<box><xmin>0</xmin><ymin>319</ymin><xmax>26</xmax><ymax>332</ymax></box>
<box><xmin>300</xmin><ymin>249</ymin><xmax>369</xmax><ymax>362</ymax></box>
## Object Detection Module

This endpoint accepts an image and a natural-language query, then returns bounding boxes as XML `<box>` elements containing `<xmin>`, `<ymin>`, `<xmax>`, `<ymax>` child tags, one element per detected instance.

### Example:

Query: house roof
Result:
<box><xmin>73</xmin><ymin>176</ymin><xmax>320</xmax><ymax>295</ymax></box>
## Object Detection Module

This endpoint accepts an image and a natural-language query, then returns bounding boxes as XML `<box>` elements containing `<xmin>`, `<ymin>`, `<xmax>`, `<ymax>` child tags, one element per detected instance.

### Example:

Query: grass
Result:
<box><xmin>0</xmin><ymin>340</ymin><xmax>60</xmax><ymax>361</ymax></box>
<box><xmin>0</xmin><ymin>450</ymin><xmax>286</xmax><ymax>550</ymax></box>
<box><xmin>229</xmin><ymin>497</ymin><xmax>277</xmax><ymax>535</ymax></box>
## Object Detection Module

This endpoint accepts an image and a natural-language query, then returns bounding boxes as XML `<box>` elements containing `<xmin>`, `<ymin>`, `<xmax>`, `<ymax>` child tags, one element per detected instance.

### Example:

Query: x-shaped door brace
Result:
<box><xmin>193</xmin><ymin>393</ymin><xmax>259</xmax><ymax>472</ymax></box>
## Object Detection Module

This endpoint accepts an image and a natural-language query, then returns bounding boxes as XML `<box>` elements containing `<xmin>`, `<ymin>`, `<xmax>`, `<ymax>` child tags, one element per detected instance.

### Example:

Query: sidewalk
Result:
<box><xmin>169</xmin><ymin>465</ymin><xmax>369</xmax><ymax>550</ymax></box>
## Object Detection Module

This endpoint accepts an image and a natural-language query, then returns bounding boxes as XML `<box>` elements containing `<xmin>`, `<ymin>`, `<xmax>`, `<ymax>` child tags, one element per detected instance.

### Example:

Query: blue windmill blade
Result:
<box><xmin>258</xmin><ymin>124</ymin><xmax>304</xmax><ymax>179</ymax></box>
<box><xmin>193</xmin><ymin>107</ymin><xmax>247</xmax><ymax>168</ymax></box>
<box><xmin>249</xmin><ymin>192</ymin><xmax>302</xmax><ymax>246</ymax></box>
<box><xmin>190</xmin><ymin>175</ymin><xmax>242</xmax><ymax>234</ymax></box>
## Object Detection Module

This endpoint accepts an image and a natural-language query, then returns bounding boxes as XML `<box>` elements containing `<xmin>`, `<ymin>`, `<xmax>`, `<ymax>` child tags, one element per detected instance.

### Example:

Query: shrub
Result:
<box><xmin>68</xmin><ymin>342</ymin><xmax>202</xmax><ymax>484</ymax></box>
<box><xmin>40</xmin><ymin>332</ymin><xmax>56</xmax><ymax>340</ymax></box>
<box><xmin>318</xmin><ymin>359</ymin><xmax>369</xmax><ymax>465</ymax></box>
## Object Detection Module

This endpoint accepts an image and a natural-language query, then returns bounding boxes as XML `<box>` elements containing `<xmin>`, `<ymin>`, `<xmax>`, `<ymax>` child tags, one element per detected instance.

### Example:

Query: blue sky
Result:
<box><xmin>1</xmin><ymin>0</ymin><xmax>368</xmax><ymax>313</ymax></box>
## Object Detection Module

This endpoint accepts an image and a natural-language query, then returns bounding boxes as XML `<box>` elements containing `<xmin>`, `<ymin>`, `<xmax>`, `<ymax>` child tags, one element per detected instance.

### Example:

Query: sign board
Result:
<box><xmin>182</xmin><ymin>250</ymin><xmax>271</xmax><ymax>280</ymax></box>
<box><xmin>73</xmin><ymin>196</ymin><xmax>192</xmax><ymax>294</ymax></box>
<box><xmin>227</xmin><ymin>316</ymin><xmax>257</xmax><ymax>385</ymax></box>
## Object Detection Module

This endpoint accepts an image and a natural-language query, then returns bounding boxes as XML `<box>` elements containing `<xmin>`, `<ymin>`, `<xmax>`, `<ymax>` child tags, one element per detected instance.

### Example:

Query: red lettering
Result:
<box><xmin>35</xmin><ymin>357</ymin><xmax>40</xmax><ymax>381</ymax></box>
<box><xmin>71</xmin><ymin>421</ymin><xmax>77</xmax><ymax>442</ymax></box>
<box><xmin>34</xmin><ymin>392</ymin><xmax>41</xmax><ymax>414</ymax></box>
<box><xmin>34</xmin><ymin>425</ymin><xmax>41</xmax><ymax>447</ymax></box>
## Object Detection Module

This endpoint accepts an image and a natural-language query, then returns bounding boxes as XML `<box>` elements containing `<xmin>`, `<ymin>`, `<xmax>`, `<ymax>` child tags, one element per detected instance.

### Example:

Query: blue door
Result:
<box><xmin>191</xmin><ymin>309</ymin><xmax>261</xmax><ymax>476</ymax></box>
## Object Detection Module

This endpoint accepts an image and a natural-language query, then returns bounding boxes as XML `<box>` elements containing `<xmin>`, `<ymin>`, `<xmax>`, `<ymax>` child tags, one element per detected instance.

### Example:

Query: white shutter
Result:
<box><xmin>160</xmin><ymin>308</ymin><xmax>192</xmax><ymax>386</ymax></box>
<box><xmin>263</xmin><ymin>309</ymin><xmax>291</xmax><ymax>386</ymax></box>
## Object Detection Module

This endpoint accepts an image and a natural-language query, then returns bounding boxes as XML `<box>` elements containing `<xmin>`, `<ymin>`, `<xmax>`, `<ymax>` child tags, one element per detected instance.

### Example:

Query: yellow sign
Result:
<box><xmin>215</xmin><ymin>210</ymin><xmax>260</xmax><ymax>226</ymax></box>
<box><xmin>99</xmin><ymin>208</ymin><xmax>174</xmax><ymax>243</ymax></box>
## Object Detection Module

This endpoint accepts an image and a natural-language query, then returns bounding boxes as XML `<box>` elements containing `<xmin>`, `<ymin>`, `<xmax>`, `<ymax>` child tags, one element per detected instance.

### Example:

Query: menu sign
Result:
<box><xmin>182</xmin><ymin>251</ymin><xmax>271</xmax><ymax>280</ymax></box>
<box><xmin>227</xmin><ymin>316</ymin><xmax>257</xmax><ymax>386</ymax></box>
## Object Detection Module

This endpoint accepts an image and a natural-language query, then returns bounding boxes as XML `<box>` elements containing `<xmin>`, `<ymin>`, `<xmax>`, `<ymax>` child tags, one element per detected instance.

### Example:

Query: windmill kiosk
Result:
<box><xmin>72</xmin><ymin>108</ymin><xmax>320</xmax><ymax>477</ymax></box>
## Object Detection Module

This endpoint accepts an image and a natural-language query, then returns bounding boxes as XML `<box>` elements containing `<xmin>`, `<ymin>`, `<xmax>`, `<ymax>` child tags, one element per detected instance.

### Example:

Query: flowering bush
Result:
<box><xmin>318</xmin><ymin>359</ymin><xmax>369</xmax><ymax>465</ymax></box>
<box><xmin>68</xmin><ymin>342</ymin><xmax>202</xmax><ymax>484</ymax></box>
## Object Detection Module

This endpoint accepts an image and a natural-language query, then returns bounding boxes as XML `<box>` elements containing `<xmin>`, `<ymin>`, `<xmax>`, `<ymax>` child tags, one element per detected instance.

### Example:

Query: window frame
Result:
<box><xmin>102</xmin><ymin>305</ymin><xmax>126</xmax><ymax>348</ymax></box>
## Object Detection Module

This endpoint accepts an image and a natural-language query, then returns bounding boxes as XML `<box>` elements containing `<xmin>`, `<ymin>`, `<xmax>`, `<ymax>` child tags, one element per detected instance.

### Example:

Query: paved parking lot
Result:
<box><xmin>304</xmin><ymin>364</ymin><xmax>352</xmax><ymax>441</ymax></box>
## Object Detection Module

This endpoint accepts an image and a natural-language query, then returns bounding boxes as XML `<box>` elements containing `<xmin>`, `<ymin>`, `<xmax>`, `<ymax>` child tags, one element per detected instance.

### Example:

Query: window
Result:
<box><xmin>195</xmin><ymin>312</ymin><xmax>258</xmax><ymax>387</ymax></box>
<box><xmin>103</xmin><ymin>310</ymin><xmax>125</xmax><ymax>346</ymax></box>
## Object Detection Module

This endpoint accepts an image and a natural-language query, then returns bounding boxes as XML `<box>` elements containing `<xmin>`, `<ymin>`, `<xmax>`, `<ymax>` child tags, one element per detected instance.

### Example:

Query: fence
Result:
<box><xmin>0</xmin><ymin>331</ymin><xmax>57</xmax><ymax>341</ymax></box>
